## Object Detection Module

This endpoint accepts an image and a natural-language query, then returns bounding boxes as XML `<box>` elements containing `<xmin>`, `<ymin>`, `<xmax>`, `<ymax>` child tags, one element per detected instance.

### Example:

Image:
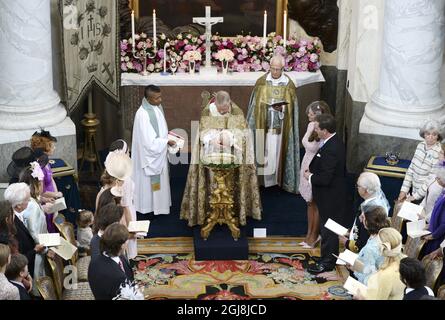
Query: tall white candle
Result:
<box><xmin>283</xmin><ymin>10</ymin><xmax>287</xmax><ymax>48</ymax></box>
<box><xmin>153</xmin><ymin>9</ymin><xmax>157</xmax><ymax>50</ymax></box>
<box><xmin>131</xmin><ymin>10</ymin><xmax>135</xmax><ymax>51</ymax></box>
<box><xmin>262</xmin><ymin>11</ymin><xmax>267</xmax><ymax>48</ymax></box>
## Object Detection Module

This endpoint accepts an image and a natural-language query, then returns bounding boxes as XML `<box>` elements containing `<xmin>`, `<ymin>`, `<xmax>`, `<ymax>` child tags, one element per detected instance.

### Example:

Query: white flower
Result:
<box><xmin>126</xmin><ymin>61</ymin><xmax>133</xmax><ymax>68</ymax></box>
<box><xmin>124</xmin><ymin>56</ymin><xmax>130</xmax><ymax>62</ymax></box>
<box><xmin>215</xmin><ymin>49</ymin><xmax>234</xmax><ymax>62</ymax></box>
<box><xmin>183</xmin><ymin>50</ymin><xmax>202</xmax><ymax>61</ymax></box>
<box><xmin>310</xmin><ymin>53</ymin><xmax>318</xmax><ymax>62</ymax></box>
<box><xmin>113</xmin><ymin>280</ymin><xmax>144</xmax><ymax>300</ymax></box>
<box><xmin>160</xmin><ymin>33</ymin><xmax>166</xmax><ymax>40</ymax></box>
<box><xmin>177</xmin><ymin>34</ymin><xmax>183</xmax><ymax>40</ymax></box>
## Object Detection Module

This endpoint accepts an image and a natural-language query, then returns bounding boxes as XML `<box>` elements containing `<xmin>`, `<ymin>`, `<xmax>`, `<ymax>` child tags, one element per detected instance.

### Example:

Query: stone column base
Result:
<box><xmin>0</xmin><ymin>117</ymin><xmax>77</xmax><ymax>182</ymax></box>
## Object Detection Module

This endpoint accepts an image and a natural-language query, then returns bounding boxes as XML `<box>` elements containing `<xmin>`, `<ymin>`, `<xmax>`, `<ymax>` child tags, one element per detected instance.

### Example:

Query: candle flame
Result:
<box><xmin>264</xmin><ymin>10</ymin><xmax>267</xmax><ymax>14</ymax></box>
<box><xmin>153</xmin><ymin>9</ymin><xmax>156</xmax><ymax>14</ymax></box>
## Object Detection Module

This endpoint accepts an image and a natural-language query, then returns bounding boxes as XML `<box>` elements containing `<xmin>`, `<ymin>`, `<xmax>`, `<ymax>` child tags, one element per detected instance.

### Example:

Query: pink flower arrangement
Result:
<box><xmin>120</xmin><ymin>32</ymin><xmax>321</xmax><ymax>74</ymax></box>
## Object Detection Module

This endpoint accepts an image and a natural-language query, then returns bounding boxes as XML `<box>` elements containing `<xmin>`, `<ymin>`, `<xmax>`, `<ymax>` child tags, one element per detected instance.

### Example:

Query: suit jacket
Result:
<box><xmin>14</xmin><ymin>218</ymin><xmax>37</xmax><ymax>277</ymax></box>
<box><xmin>88</xmin><ymin>253</ymin><xmax>134</xmax><ymax>300</ymax></box>
<box><xmin>309</xmin><ymin>134</ymin><xmax>347</xmax><ymax>222</ymax></box>
<box><xmin>9</xmin><ymin>281</ymin><xmax>31</xmax><ymax>300</ymax></box>
<box><xmin>90</xmin><ymin>234</ymin><xmax>101</xmax><ymax>257</ymax></box>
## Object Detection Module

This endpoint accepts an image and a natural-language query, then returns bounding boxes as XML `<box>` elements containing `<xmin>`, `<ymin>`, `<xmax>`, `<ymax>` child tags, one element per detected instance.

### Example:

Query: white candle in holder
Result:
<box><xmin>283</xmin><ymin>10</ymin><xmax>287</xmax><ymax>47</ymax></box>
<box><xmin>163</xmin><ymin>42</ymin><xmax>169</xmax><ymax>73</ymax></box>
<box><xmin>262</xmin><ymin>11</ymin><xmax>267</xmax><ymax>48</ymax></box>
<box><xmin>153</xmin><ymin>9</ymin><xmax>157</xmax><ymax>50</ymax></box>
<box><xmin>131</xmin><ymin>10</ymin><xmax>135</xmax><ymax>51</ymax></box>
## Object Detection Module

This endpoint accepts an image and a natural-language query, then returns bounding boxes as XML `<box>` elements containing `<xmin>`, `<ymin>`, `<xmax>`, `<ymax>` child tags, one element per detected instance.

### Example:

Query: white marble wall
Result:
<box><xmin>0</xmin><ymin>0</ymin><xmax>76</xmax><ymax>180</ymax></box>
<box><xmin>0</xmin><ymin>0</ymin><xmax>67</xmax><ymax>130</ymax></box>
<box><xmin>346</xmin><ymin>0</ymin><xmax>385</xmax><ymax>103</ymax></box>
<box><xmin>336</xmin><ymin>0</ymin><xmax>353</xmax><ymax>70</ymax></box>
<box><xmin>361</xmin><ymin>0</ymin><xmax>445</xmax><ymax>139</ymax></box>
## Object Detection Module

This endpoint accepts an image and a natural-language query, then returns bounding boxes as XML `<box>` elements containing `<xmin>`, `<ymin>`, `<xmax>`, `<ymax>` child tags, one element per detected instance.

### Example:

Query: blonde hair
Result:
<box><xmin>378</xmin><ymin>227</ymin><xmax>405</xmax><ymax>269</ymax></box>
<box><xmin>0</xmin><ymin>243</ymin><xmax>10</xmax><ymax>268</ymax></box>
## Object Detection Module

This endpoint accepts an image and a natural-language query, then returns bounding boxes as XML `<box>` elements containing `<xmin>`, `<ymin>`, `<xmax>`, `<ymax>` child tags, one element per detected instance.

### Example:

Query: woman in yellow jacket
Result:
<box><xmin>355</xmin><ymin>227</ymin><xmax>406</xmax><ymax>300</ymax></box>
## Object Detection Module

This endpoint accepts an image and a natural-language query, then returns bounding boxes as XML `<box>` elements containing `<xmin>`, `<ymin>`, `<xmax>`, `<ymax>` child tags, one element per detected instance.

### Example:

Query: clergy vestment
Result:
<box><xmin>246</xmin><ymin>73</ymin><xmax>300</xmax><ymax>193</ymax></box>
<box><xmin>180</xmin><ymin>101</ymin><xmax>261</xmax><ymax>226</ymax></box>
<box><xmin>131</xmin><ymin>98</ymin><xmax>171</xmax><ymax>215</ymax></box>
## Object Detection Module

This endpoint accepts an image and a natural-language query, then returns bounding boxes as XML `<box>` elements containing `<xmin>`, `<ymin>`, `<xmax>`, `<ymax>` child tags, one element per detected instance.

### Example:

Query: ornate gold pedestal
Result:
<box><xmin>201</xmin><ymin>167</ymin><xmax>240</xmax><ymax>241</ymax></box>
<box><xmin>79</xmin><ymin>112</ymin><xmax>103</xmax><ymax>173</ymax></box>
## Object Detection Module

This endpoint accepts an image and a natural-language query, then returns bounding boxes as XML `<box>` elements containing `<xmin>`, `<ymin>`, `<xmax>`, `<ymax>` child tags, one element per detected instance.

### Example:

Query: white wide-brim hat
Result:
<box><xmin>104</xmin><ymin>150</ymin><xmax>133</xmax><ymax>180</ymax></box>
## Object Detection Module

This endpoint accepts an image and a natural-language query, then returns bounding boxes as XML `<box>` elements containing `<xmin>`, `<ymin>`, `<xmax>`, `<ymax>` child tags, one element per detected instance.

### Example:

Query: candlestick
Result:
<box><xmin>131</xmin><ymin>10</ymin><xmax>135</xmax><ymax>51</ymax></box>
<box><xmin>262</xmin><ymin>11</ymin><xmax>267</xmax><ymax>48</ymax></box>
<box><xmin>283</xmin><ymin>10</ymin><xmax>287</xmax><ymax>48</ymax></box>
<box><xmin>88</xmin><ymin>90</ymin><xmax>93</xmax><ymax>114</ymax></box>
<box><xmin>153</xmin><ymin>9</ymin><xmax>157</xmax><ymax>50</ymax></box>
<box><xmin>161</xmin><ymin>42</ymin><xmax>170</xmax><ymax>75</ymax></box>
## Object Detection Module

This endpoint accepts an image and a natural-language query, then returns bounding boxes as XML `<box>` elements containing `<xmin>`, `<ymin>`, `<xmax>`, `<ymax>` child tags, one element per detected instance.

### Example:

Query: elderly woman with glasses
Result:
<box><xmin>340</xmin><ymin>172</ymin><xmax>390</xmax><ymax>253</ymax></box>
<box><xmin>398</xmin><ymin>120</ymin><xmax>443</xmax><ymax>203</ymax></box>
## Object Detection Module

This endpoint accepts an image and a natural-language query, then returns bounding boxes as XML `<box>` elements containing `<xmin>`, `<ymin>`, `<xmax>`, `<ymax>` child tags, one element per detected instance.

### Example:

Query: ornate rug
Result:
<box><xmin>137</xmin><ymin>237</ymin><xmax>322</xmax><ymax>254</ymax></box>
<box><xmin>132</xmin><ymin>252</ymin><xmax>351</xmax><ymax>300</ymax></box>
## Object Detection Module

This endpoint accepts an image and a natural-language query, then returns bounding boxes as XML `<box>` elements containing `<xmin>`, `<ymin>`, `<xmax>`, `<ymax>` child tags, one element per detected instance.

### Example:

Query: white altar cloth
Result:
<box><xmin>121</xmin><ymin>70</ymin><xmax>325</xmax><ymax>87</ymax></box>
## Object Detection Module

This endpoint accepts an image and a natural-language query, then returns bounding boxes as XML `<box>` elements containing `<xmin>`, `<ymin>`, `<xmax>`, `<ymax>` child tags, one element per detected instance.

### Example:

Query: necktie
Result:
<box><xmin>118</xmin><ymin>259</ymin><xmax>125</xmax><ymax>273</ymax></box>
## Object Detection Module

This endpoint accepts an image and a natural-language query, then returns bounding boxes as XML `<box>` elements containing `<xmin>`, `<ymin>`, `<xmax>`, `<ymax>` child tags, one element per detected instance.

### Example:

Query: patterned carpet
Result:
<box><xmin>133</xmin><ymin>237</ymin><xmax>351</xmax><ymax>300</ymax></box>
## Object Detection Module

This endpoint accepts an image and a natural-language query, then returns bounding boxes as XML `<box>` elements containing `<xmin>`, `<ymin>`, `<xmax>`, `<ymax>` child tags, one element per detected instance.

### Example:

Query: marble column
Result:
<box><xmin>360</xmin><ymin>0</ymin><xmax>445</xmax><ymax>140</ymax></box>
<box><xmin>0</xmin><ymin>0</ymin><xmax>76</xmax><ymax>181</ymax></box>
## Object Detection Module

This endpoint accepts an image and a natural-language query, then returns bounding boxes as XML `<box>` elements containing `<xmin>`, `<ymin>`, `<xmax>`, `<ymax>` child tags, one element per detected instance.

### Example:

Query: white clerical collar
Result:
<box><xmin>14</xmin><ymin>210</ymin><xmax>25</xmax><ymax>224</ymax></box>
<box><xmin>266</xmin><ymin>72</ymin><xmax>289</xmax><ymax>85</ymax></box>
<box><xmin>209</xmin><ymin>102</ymin><xmax>230</xmax><ymax>117</ymax></box>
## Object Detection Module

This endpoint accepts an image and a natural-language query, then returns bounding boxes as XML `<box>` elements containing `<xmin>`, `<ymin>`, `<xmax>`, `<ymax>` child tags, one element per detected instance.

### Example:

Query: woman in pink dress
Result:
<box><xmin>298</xmin><ymin>101</ymin><xmax>331</xmax><ymax>248</ymax></box>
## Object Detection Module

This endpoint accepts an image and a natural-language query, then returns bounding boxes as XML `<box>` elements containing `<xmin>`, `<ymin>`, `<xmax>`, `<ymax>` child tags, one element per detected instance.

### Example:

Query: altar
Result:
<box><xmin>120</xmin><ymin>70</ymin><xmax>325</xmax><ymax>145</ymax></box>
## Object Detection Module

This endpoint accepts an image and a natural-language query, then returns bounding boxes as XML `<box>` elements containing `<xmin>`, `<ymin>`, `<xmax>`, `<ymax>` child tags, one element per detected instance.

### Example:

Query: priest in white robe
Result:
<box><xmin>246</xmin><ymin>55</ymin><xmax>300</xmax><ymax>194</ymax></box>
<box><xmin>131</xmin><ymin>85</ymin><xmax>175</xmax><ymax>216</ymax></box>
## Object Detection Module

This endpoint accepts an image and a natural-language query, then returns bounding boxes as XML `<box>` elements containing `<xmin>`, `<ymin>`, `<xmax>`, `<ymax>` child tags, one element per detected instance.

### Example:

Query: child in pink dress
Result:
<box><xmin>298</xmin><ymin>101</ymin><xmax>331</xmax><ymax>248</ymax></box>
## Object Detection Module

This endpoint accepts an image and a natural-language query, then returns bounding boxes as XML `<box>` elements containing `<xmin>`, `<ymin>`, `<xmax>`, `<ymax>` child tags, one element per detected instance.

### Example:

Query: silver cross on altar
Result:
<box><xmin>193</xmin><ymin>6</ymin><xmax>223</xmax><ymax>69</ymax></box>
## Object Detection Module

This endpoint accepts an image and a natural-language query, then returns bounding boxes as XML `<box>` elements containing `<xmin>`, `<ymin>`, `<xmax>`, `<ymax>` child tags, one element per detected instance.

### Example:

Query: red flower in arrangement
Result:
<box><xmin>194</xmin><ymin>260</ymin><xmax>245</xmax><ymax>273</ymax></box>
<box><xmin>276</xmin><ymin>258</ymin><xmax>304</xmax><ymax>270</ymax></box>
<box><xmin>137</xmin><ymin>259</ymin><xmax>159</xmax><ymax>271</ymax></box>
<box><xmin>202</xmin><ymin>290</ymin><xmax>250</xmax><ymax>300</ymax></box>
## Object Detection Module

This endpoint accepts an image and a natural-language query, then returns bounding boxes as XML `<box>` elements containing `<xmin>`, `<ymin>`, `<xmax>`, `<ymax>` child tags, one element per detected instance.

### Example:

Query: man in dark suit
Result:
<box><xmin>304</xmin><ymin>114</ymin><xmax>347</xmax><ymax>273</ymax></box>
<box><xmin>88</xmin><ymin>223</ymin><xmax>134</xmax><ymax>300</ymax></box>
<box><xmin>5</xmin><ymin>253</ymin><xmax>32</xmax><ymax>300</ymax></box>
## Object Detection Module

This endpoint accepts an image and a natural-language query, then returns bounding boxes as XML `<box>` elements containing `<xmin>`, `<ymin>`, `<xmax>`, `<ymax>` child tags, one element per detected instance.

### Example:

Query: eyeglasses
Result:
<box><xmin>270</xmin><ymin>67</ymin><xmax>283</xmax><ymax>72</ymax></box>
<box><xmin>356</xmin><ymin>184</ymin><xmax>364</xmax><ymax>189</ymax></box>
